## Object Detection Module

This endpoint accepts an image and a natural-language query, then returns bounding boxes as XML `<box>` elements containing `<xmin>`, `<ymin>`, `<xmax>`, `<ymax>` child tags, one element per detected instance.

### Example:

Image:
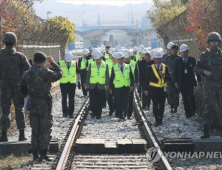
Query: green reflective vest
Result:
<box><xmin>105</xmin><ymin>53</ymin><xmax>109</xmax><ymax>59</ymax></box>
<box><xmin>59</xmin><ymin>60</ymin><xmax>76</xmax><ymax>84</ymax></box>
<box><xmin>89</xmin><ymin>61</ymin><xmax>107</xmax><ymax>85</ymax></box>
<box><xmin>129</xmin><ymin>60</ymin><xmax>136</xmax><ymax>77</ymax></box>
<box><xmin>87</xmin><ymin>58</ymin><xmax>94</xmax><ymax>66</ymax></box>
<box><xmin>106</xmin><ymin>58</ymin><xmax>113</xmax><ymax>77</ymax></box>
<box><xmin>134</xmin><ymin>54</ymin><xmax>141</xmax><ymax>62</ymax></box>
<box><xmin>80</xmin><ymin>57</ymin><xmax>87</xmax><ymax>70</ymax></box>
<box><xmin>113</xmin><ymin>64</ymin><xmax>131</xmax><ymax>88</ymax></box>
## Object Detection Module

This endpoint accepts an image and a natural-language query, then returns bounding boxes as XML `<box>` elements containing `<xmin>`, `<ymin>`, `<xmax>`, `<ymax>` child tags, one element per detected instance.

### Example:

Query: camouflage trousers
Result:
<box><xmin>203</xmin><ymin>86</ymin><xmax>222</xmax><ymax>126</ymax></box>
<box><xmin>166</xmin><ymin>81</ymin><xmax>180</xmax><ymax>108</ymax></box>
<box><xmin>0</xmin><ymin>80</ymin><xmax>25</xmax><ymax>130</ymax></box>
<box><xmin>30</xmin><ymin>109</ymin><xmax>52</xmax><ymax>151</ymax></box>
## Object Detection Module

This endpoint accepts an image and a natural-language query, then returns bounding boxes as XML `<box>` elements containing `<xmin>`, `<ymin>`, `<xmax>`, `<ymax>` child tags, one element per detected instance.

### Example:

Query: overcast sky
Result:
<box><xmin>57</xmin><ymin>0</ymin><xmax>152</xmax><ymax>6</ymax></box>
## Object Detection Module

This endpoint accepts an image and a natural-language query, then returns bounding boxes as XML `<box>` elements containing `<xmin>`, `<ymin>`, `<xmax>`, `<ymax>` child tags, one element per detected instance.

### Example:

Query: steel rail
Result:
<box><xmin>134</xmin><ymin>90</ymin><xmax>173</xmax><ymax>170</ymax></box>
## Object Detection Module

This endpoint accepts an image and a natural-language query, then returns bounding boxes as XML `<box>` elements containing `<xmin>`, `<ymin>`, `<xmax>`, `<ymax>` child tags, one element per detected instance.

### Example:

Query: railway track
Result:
<box><xmin>45</xmin><ymin>90</ymin><xmax>173</xmax><ymax>170</ymax></box>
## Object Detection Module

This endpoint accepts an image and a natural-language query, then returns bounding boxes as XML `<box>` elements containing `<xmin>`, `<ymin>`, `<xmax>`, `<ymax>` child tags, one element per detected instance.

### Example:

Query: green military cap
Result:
<box><xmin>3</xmin><ymin>32</ymin><xmax>17</xmax><ymax>43</ymax></box>
<box><xmin>34</xmin><ymin>52</ymin><xmax>47</xmax><ymax>63</ymax></box>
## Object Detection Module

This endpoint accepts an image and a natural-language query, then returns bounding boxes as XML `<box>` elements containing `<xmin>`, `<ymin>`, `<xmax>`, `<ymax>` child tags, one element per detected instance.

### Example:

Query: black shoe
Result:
<box><xmin>33</xmin><ymin>151</ymin><xmax>39</xmax><ymax>161</ymax></box>
<box><xmin>154</xmin><ymin>122</ymin><xmax>161</xmax><ymax>127</ymax></box>
<box><xmin>19</xmin><ymin>130</ymin><xmax>27</xmax><ymax>141</ymax></box>
<box><xmin>91</xmin><ymin>113</ymin><xmax>96</xmax><ymax>118</ymax></box>
<box><xmin>19</xmin><ymin>135</ymin><xmax>27</xmax><ymax>141</ymax></box>
<box><xmin>118</xmin><ymin>119</ymin><xmax>124</xmax><ymax>122</ymax></box>
<box><xmin>109</xmin><ymin>109</ymin><xmax>113</xmax><ymax>116</ymax></box>
<box><xmin>96</xmin><ymin>116</ymin><xmax>101</xmax><ymax>119</ymax></box>
<box><xmin>39</xmin><ymin>150</ymin><xmax>53</xmax><ymax>162</ymax></box>
<box><xmin>127</xmin><ymin>117</ymin><xmax>132</xmax><ymax>120</ymax></box>
<box><xmin>63</xmin><ymin>114</ymin><xmax>67</xmax><ymax>118</ymax></box>
<box><xmin>68</xmin><ymin>115</ymin><xmax>74</xmax><ymax>118</ymax></box>
<box><xmin>201</xmin><ymin>125</ymin><xmax>209</xmax><ymax>139</ymax></box>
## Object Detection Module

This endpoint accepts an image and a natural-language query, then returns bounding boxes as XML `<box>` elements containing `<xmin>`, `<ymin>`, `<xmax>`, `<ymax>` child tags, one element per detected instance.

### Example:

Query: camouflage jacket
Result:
<box><xmin>194</xmin><ymin>48</ymin><xmax>222</xmax><ymax>87</ymax></box>
<box><xmin>0</xmin><ymin>48</ymin><xmax>30</xmax><ymax>80</ymax></box>
<box><xmin>164</xmin><ymin>54</ymin><xmax>179</xmax><ymax>81</ymax></box>
<box><xmin>21</xmin><ymin>62</ymin><xmax>62</xmax><ymax>110</ymax></box>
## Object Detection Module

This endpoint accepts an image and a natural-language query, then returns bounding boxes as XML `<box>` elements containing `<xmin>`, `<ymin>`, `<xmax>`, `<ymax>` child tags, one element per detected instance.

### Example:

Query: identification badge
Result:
<box><xmin>122</xmin><ymin>73</ymin><xmax>125</xmax><ymax>77</ymax></box>
<box><xmin>184</xmin><ymin>69</ymin><xmax>187</xmax><ymax>74</ymax></box>
<box><xmin>97</xmin><ymin>72</ymin><xmax>100</xmax><ymax>76</ymax></box>
<box><xmin>68</xmin><ymin>71</ymin><xmax>70</xmax><ymax>75</ymax></box>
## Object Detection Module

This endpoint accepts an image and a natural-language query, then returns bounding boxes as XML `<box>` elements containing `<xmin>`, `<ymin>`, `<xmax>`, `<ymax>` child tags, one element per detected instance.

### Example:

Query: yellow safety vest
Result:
<box><xmin>105</xmin><ymin>53</ymin><xmax>109</xmax><ymax>59</ymax></box>
<box><xmin>129</xmin><ymin>60</ymin><xmax>136</xmax><ymax>77</ymax></box>
<box><xmin>149</xmin><ymin>64</ymin><xmax>166</xmax><ymax>88</ymax></box>
<box><xmin>87</xmin><ymin>58</ymin><xmax>94</xmax><ymax>66</ymax></box>
<box><xmin>89</xmin><ymin>61</ymin><xmax>107</xmax><ymax>84</ymax></box>
<box><xmin>134</xmin><ymin>54</ymin><xmax>141</xmax><ymax>62</ymax></box>
<box><xmin>59</xmin><ymin>60</ymin><xmax>76</xmax><ymax>84</ymax></box>
<box><xmin>106</xmin><ymin>58</ymin><xmax>113</xmax><ymax>77</ymax></box>
<box><xmin>80</xmin><ymin>57</ymin><xmax>87</xmax><ymax>70</ymax></box>
<box><xmin>113</xmin><ymin>64</ymin><xmax>131</xmax><ymax>88</ymax></box>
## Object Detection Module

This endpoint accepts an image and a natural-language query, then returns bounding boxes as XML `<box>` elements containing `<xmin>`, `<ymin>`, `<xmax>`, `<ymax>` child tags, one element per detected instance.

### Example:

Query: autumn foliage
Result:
<box><xmin>186</xmin><ymin>0</ymin><xmax>219</xmax><ymax>52</ymax></box>
<box><xmin>0</xmin><ymin>0</ymin><xmax>75</xmax><ymax>50</ymax></box>
<box><xmin>149</xmin><ymin>0</ymin><xmax>220</xmax><ymax>53</ymax></box>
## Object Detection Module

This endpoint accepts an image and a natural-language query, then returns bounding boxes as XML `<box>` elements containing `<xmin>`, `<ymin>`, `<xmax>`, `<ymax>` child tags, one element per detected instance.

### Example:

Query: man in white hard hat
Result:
<box><xmin>109</xmin><ymin>52</ymin><xmax>134</xmax><ymax>121</ymax></box>
<box><xmin>138</xmin><ymin>48</ymin><xmax>154</xmax><ymax>110</ymax></box>
<box><xmin>59</xmin><ymin>52</ymin><xmax>80</xmax><ymax>118</ymax></box>
<box><xmin>105</xmin><ymin>46</ymin><xmax>111</xmax><ymax>59</ymax></box>
<box><xmin>85</xmin><ymin>50</ymin><xmax>109</xmax><ymax>119</ymax></box>
<box><xmin>174</xmin><ymin>44</ymin><xmax>197</xmax><ymax>118</ymax></box>
<box><xmin>132</xmin><ymin>46</ymin><xmax>141</xmax><ymax>62</ymax></box>
<box><xmin>162</xmin><ymin>42</ymin><xmax>174</xmax><ymax>62</ymax></box>
<box><xmin>123</xmin><ymin>49</ymin><xmax>138</xmax><ymax>119</ymax></box>
<box><xmin>164</xmin><ymin>44</ymin><xmax>180</xmax><ymax>113</ymax></box>
<box><xmin>78</xmin><ymin>48</ymin><xmax>89</xmax><ymax>96</ymax></box>
<box><xmin>145</xmin><ymin>50</ymin><xmax>171</xmax><ymax>126</ymax></box>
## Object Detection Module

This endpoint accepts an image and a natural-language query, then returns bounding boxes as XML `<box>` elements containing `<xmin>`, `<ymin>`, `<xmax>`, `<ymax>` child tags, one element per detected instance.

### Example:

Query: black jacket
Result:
<box><xmin>138</xmin><ymin>59</ymin><xmax>154</xmax><ymax>84</ymax></box>
<box><xmin>173</xmin><ymin>56</ymin><xmax>198</xmax><ymax>87</ymax></box>
<box><xmin>145</xmin><ymin>64</ymin><xmax>171</xmax><ymax>96</ymax></box>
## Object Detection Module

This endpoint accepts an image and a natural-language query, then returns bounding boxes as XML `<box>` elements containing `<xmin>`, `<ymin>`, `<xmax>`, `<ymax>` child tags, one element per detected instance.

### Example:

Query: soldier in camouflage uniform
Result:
<box><xmin>0</xmin><ymin>32</ymin><xmax>31</xmax><ymax>142</ymax></box>
<box><xmin>164</xmin><ymin>45</ymin><xmax>180</xmax><ymax>113</ymax></box>
<box><xmin>21</xmin><ymin>52</ymin><xmax>62</xmax><ymax>161</ymax></box>
<box><xmin>194</xmin><ymin>32</ymin><xmax>222</xmax><ymax>139</ymax></box>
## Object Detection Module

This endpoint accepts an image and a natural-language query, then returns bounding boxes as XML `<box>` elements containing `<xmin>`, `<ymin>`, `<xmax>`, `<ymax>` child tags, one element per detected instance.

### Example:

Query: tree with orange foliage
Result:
<box><xmin>186</xmin><ymin>0</ymin><xmax>219</xmax><ymax>52</ymax></box>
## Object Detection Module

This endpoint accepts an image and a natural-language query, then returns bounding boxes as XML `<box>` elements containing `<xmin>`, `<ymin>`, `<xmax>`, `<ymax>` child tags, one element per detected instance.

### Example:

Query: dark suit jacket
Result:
<box><xmin>145</xmin><ymin>64</ymin><xmax>171</xmax><ymax>96</ymax></box>
<box><xmin>173</xmin><ymin>56</ymin><xmax>197</xmax><ymax>87</ymax></box>
<box><xmin>138</xmin><ymin>59</ymin><xmax>154</xmax><ymax>84</ymax></box>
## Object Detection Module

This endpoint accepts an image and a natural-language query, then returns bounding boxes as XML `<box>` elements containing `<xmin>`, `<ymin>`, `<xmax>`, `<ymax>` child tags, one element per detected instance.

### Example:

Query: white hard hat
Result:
<box><xmin>116</xmin><ymin>52</ymin><xmax>125</xmax><ymax>59</ymax></box>
<box><xmin>115</xmin><ymin>45</ymin><xmax>122</xmax><ymax>52</ymax></box>
<box><xmin>100</xmin><ymin>45</ymin><xmax>105</xmax><ymax>49</ymax></box>
<box><xmin>133</xmin><ymin>46</ymin><xmax>138</xmax><ymax>51</ymax></box>
<box><xmin>180</xmin><ymin>44</ymin><xmax>189</xmax><ymax>52</ymax></box>
<box><xmin>99</xmin><ymin>47</ymin><xmax>106</xmax><ymax>53</ymax></box>
<box><xmin>64</xmin><ymin>52</ymin><xmax>73</xmax><ymax>62</ymax></box>
<box><xmin>138</xmin><ymin>45</ymin><xmax>145</xmax><ymax>52</ymax></box>
<box><xmin>167</xmin><ymin>42</ymin><xmax>174</xmax><ymax>49</ymax></box>
<box><xmin>142</xmin><ymin>48</ymin><xmax>150</xmax><ymax>54</ymax></box>
<box><xmin>123</xmin><ymin>49</ymin><xmax>131</xmax><ymax>58</ymax></box>
<box><xmin>153</xmin><ymin>50</ymin><xmax>162</xmax><ymax>59</ymax></box>
<box><xmin>82</xmin><ymin>48</ymin><xmax>89</xmax><ymax>55</ymax></box>
<box><xmin>112</xmin><ymin>52</ymin><xmax>117</xmax><ymax>58</ymax></box>
<box><xmin>93</xmin><ymin>50</ymin><xmax>102</xmax><ymax>60</ymax></box>
<box><xmin>129</xmin><ymin>49</ymin><xmax>133</xmax><ymax>56</ymax></box>
<box><xmin>108</xmin><ymin>48</ymin><xmax>115</xmax><ymax>55</ymax></box>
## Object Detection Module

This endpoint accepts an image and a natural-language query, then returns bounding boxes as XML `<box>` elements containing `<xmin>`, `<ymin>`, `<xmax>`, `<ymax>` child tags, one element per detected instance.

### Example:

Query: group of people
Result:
<box><xmin>0</xmin><ymin>30</ymin><xmax>222</xmax><ymax>163</ymax></box>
